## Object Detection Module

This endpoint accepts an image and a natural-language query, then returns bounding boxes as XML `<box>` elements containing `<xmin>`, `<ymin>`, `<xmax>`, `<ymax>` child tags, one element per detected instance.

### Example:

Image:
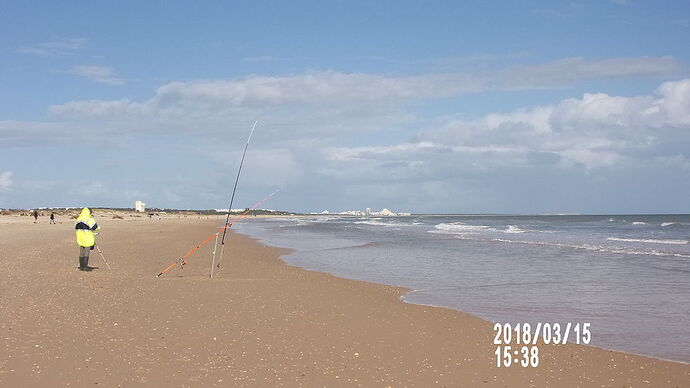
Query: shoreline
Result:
<box><xmin>235</xmin><ymin>225</ymin><xmax>690</xmax><ymax>367</ymax></box>
<box><xmin>403</xmin><ymin>295</ymin><xmax>690</xmax><ymax>367</ymax></box>
<box><xmin>1</xmin><ymin>216</ymin><xmax>689</xmax><ymax>386</ymax></box>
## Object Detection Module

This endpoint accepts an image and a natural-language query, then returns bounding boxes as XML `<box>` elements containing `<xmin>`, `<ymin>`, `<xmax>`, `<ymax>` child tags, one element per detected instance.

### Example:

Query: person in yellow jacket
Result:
<box><xmin>75</xmin><ymin>207</ymin><xmax>99</xmax><ymax>271</ymax></box>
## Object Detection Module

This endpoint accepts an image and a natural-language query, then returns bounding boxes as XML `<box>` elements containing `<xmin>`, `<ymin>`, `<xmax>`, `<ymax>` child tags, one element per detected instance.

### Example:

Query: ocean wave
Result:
<box><xmin>607</xmin><ymin>237</ymin><xmax>688</xmax><ymax>245</ymax></box>
<box><xmin>262</xmin><ymin>217</ymin><xmax>302</xmax><ymax>222</ymax></box>
<box><xmin>484</xmin><ymin>237</ymin><xmax>690</xmax><ymax>258</ymax></box>
<box><xmin>276</xmin><ymin>219</ymin><xmax>316</xmax><ymax>228</ymax></box>
<box><xmin>354</xmin><ymin>220</ymin><xmax>410</xmax><ymax>228</ymax></box>
<box><xmin>504</xmin><ymin>225</ymin><xmax>526</xmax><ymax>234</ymax></box>
<box><xmin>632</xmin><ymin>221</ymin><xmax>647</xmax><ymax>225</ymax></box>
<box><xmin>433</xmin><ymin>222</ymin><xmax>494</xmax><ymax>234</ymax></box>
<box><xmin>313</xmin><ymin>216</ymin><xmax>343</xmax><ymax>222</ymax></box>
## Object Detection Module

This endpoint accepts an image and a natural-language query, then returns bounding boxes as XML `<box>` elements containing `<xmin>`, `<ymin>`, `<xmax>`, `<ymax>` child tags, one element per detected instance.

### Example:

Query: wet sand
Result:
<box><xmin>1</xmin><ymin>216</ymin><xmax>688</xmax><ymax>387</ymax></box>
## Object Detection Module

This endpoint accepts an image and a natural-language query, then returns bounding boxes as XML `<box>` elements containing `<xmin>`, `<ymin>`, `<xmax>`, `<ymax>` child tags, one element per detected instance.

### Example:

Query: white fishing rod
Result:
<box><xmin>213</xmin><ymin>121</ymin><xmax>257</xmax><ymax>275</ymax></box>
<box><xmin>95</xmin><ymin>244</ymin><xmax>112</xmax><ymax>271</ymax></box>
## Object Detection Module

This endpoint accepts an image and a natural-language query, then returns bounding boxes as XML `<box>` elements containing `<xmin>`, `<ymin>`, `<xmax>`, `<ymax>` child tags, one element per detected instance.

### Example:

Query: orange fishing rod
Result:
<box><xmin>155</xmin><ymin>189</ymin><xmax>279</xmax><ymax>278</ymax></box>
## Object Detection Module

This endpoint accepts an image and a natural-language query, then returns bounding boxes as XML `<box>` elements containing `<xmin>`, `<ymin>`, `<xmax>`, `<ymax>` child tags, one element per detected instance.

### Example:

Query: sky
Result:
<box><xmin>1</xmin><ymin>0</ymin><xmax>690</xmax><ymax>214</ymax></box>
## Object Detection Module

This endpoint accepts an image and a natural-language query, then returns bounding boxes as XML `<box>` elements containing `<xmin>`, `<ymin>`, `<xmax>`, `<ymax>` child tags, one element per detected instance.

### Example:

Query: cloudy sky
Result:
<box><xmin>1</xmin><ymin>1</ymin><xmax>689</xmax><ymax>213</ymax></box>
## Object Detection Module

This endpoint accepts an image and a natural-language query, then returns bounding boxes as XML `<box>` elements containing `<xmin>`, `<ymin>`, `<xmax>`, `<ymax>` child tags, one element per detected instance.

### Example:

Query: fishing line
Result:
<box><xmin>155</xmin><ymin>189</ymin><xmax>279</xmax><ymax>278</ymax></box>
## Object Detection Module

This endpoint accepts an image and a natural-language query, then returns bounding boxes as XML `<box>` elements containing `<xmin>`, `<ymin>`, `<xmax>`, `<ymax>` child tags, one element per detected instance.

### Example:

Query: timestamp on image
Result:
<box><xmin>493</xmin><ymin>322</ymin><xmax>592</xmax><ymax>368</ymax></box>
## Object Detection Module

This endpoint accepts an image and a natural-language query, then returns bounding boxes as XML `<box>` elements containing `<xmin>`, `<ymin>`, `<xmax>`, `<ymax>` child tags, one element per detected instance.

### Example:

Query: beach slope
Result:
<box><xmin>1</xmin><ymin>217</ymin><xmax>688</xmax><ymax>387</ymax></box>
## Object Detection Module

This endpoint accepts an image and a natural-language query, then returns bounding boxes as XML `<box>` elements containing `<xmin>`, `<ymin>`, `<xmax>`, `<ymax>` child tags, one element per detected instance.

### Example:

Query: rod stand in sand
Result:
<box><xmin>210</xmin><ymin>232</ymin><xmax>219</xmax><ymax>279</ymax></box>
<box><xmin>217</xmin><ymin>242</ymin><xmax>226</xmax><ymax>269</ymax></box>
<box><xmin>95</xmin><ymin>244</ymin><xmax>112</xmax><ymax>271</ymax></box>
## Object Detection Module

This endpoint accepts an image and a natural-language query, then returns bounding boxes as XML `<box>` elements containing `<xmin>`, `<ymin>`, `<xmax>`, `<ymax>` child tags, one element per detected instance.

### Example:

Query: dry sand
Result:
<box><xmin>1</xmin><ymin>216</ymin><xmax>688</xmax><ymax>387</ymax></box>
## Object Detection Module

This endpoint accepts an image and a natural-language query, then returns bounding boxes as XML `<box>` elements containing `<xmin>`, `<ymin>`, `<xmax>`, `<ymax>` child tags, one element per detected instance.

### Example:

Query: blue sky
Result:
<box><xmin>1</xmin><ymin>0</ymin><xmax>690</xmax><ymax>213</ymax></box>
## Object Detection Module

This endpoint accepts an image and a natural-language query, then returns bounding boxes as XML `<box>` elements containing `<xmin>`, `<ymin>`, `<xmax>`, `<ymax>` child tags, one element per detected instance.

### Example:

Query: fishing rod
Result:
<box><xmin>95</xmin><ymin>244</ymin><xmax>112</xmax><ymax>271</ymax></box>
<box><xmin>156</xmin><ymin>189</ymin><xmax>279</xmax><ymax>278</ymax></box>
<box><xmin>216</xmin><ymin>121</ymin><xmax>257</xmax><ymax>270</ymax></box>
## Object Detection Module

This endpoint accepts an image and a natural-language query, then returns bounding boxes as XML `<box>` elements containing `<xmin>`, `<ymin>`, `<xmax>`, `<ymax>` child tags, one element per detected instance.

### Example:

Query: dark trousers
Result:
<box><xmin>79</xmin><ymin>246</ymin><xmax>91</xmax><ymax>269</ymax></box>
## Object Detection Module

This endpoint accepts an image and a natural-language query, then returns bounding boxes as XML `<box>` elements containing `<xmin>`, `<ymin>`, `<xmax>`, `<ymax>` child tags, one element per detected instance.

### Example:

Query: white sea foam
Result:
<box><xmin>632</xmin><ymin>221</ymin><xmax>647</xmax><ymax>225</ymax></box>
<box><xmin>354</xmin><ymin>220</ymin><xmax>409</xmax><ymax>227</ymax></box>
<box><xmin>486</xmin><ymin>237</ymin><xmax>690</xmax><ymax>258</ymax></box>
<box><xmin>433</xmin><ymin>222</ymin><xmax>494</xmax><ymax>234</ymax></box>
<box><xmin>607</xmin><ymin>237</ymin><xmax>688</xmax><ymax>245</ymax></box>
<box><xmin>354</xmin><ymin>220</ymin><xmax>388</xmax><ymax>226</ymax></box>
<box><xmin>313</xmin><ymin>216</ymin><xmax>342</xmax><ymax>222</ymax></box>
<box><xmin>661</xmin><ymin>222</ymin><xmax>680</xmax><ymax>227</ymax></box>
<box><xmin>504</xmin><ymin>225</ymin><xmax>526</xmax><ymax>234</ymax></box>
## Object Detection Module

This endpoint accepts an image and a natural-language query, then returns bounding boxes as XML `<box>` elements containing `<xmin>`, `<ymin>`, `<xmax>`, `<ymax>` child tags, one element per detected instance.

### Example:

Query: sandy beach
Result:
<box><xmin>1</xmin><ymin>215</ymin><xmax>688</xmax><ymax>387</ymax></box>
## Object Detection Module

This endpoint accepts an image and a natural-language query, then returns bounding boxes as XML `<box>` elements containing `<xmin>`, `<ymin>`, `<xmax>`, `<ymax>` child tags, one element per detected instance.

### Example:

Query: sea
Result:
<box><xmin>232</xmin><ymin>214</ymin><xmax>690</xmax><ymax>363</ymax></box>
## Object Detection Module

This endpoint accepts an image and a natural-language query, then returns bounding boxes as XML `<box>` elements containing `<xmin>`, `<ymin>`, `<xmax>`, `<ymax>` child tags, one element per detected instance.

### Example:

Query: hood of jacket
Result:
<box><xmin>79</xmin><ymin>208</ymin><xmax>91</xmax><ymax>218</ymax></box>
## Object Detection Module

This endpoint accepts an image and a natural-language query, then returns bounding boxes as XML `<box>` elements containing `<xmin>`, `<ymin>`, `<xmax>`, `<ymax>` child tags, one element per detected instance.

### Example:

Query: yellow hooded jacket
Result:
<box><xmin>75</xmin><ymin>208</ymin><xmax>99</xmax><ymax>247</ymax></box>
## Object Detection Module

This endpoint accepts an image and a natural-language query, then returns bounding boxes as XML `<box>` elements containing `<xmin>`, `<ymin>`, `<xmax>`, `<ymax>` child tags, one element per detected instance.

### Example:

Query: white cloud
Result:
<box><xmin>17</xmin><ymin>76</ymin><xmax>690</xmax><ymax>173</ymax></box>
<box><xmin>71</xmin><ymin>65</ymin><xmax>125</xmax><ymax>85</ymax></box>
<box><xmin>0</xmin><ymin>120</ymin><xmax>120</xmax><ymax>146</ymax></box>
<box><xmin>316</xmin><ymin>79</ymin><xmax>690</xmax><ymax>175</ymax></box>
<box><xmin>415</xmin><ymin>78</ymin><xmax>690</xmax><ymax>169</ymax></box>
<box><xmin>6</xmin><ymin>68</ymin><xmax>690</xmax><ymax>210</ymax></box>
<box><xmin>38</xmin><ymin>56</ymin><xmax>686</xmax><ymax>149</ymax></box>
<box><xmin>49</xmin><ymin>99</ymin><xmax>142</xmax><ymax>117</ymax></box>
<box><xmin>0</xmin><ymin>171</ymin><xmax>13</xmax><ymax>191</ymax></box>
<box><xmin>498</xmin><ymin>57</ymin><xmax>685</xmax><ymax>89</ymax></box>
<box><xmin>145</xmin><ymin>72</ymin><xmax>476</xmax><ymax>108</ymax></box>
<box><xmin>49</xmin><ymin>56</ymin><xmax>686</xmax><ymax>120</ymax></box>
<box><xmin>0</xmin><ymin>120</ymin><xmax>73</xmax><ymax>146</ymax></box>
<box><xmin>18</xmin><ymin>38</ymin><xmax>87</xmax><ymax>56</ymax></box>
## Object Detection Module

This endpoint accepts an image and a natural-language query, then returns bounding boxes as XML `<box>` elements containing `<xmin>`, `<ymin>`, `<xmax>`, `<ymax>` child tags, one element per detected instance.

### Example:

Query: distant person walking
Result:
<box><xmin>75</xmin><ymin>208</ymin><xmax>99</xmax><ymax>271</ymax></box>
<box><xmin>50</xmin><ymin>212</ymin><xmax>56</xmax><ymax>224</ymax></box>
<box><xmin>33</xmin><ymin>209</ymin><xmax>38</xmax><ymax>223</ymax></box>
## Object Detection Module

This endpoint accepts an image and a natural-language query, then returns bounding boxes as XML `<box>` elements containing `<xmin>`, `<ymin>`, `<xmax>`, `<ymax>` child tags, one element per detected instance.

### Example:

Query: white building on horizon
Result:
<box><xmin>135</xmin><ymin>201</ymin><xmax>146</xmax><ymax>212</ymax></box>
<box><xmin>367</xmin><ymin>208</ymin><xmax>411</xmax><ymax>216</ymax></box>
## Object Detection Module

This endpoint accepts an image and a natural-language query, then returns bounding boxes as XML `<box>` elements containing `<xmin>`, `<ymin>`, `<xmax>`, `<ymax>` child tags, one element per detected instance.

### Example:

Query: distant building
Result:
<box><xmin>368</xmin><ymin>208</ymin><xmax>409</xmax><ymax>216</ymax></box>
<box><xmin>365</xmin><ymin>208</ymin><xmax>372</xmax><ymax>216</ymax></box>
<box><xmin>135</xmin><ymin>201</ymin><xmax>146</xmax><ymax>212</ymax></box>
<box><xmin>338</xmin><ymin>210</ymin><xmax>366</xmax><ymax>216</ymax></box>
<box><xmin>378</xmin><ymin>208</ymin><xmax>395</xmax><ymax>216</ymax></box>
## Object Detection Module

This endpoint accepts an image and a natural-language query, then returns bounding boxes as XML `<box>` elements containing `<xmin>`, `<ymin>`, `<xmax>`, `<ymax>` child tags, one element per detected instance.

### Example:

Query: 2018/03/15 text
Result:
<box><xmin>493</xmin><ymin>322</ymin><xmax>592</xmax><ymax>368</ymax></box>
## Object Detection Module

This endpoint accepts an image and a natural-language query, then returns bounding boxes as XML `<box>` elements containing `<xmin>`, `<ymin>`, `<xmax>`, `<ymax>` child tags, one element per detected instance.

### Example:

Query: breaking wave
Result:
<box><xmin>354</xmin><ymin>220</ymin><xmax>412</xmax><ymax>227</ymax></box>
<box><xmin>483</xmin><ymin>237</ymin><xmax>690</xmax><ymax>258</ymax></box>
<box><xmin>432</xmin><ymin>222</ymin><xmax>494</xmax><ymax>234</ymax></box>
<box><xmin>504</xmin><ymin>225</ymin><xmax>527</xmax><ymax>234</ymax></box>
<box><xmin>607</xmin><ymin>237</ymin><xmax>688</xmax><ymax>245</ymax></box>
